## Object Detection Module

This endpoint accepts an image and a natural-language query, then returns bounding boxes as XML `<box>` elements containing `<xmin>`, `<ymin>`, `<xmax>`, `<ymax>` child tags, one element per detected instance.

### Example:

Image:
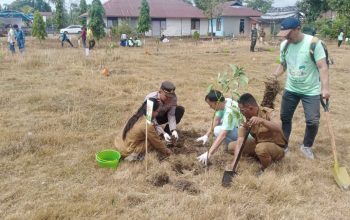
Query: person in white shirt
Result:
<box><xmin>7</xmin><ymin>25</ymin><xmax>16</xmax><ymax>54</ymax></box>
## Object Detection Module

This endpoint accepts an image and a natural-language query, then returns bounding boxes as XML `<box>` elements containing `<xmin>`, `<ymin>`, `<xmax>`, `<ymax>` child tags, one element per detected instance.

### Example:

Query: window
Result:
<box><xmin>191</xmin><ymin>18</ymin><xmax>200</xmax><ymax>30</ymax></box>
<box><xmin>160</xmin><ymin>20</ymin><xmax>166</xmax><ymax>31</ymax></box>
<box><xmin>216</xmin><ymin>18</ymin><xmax>221</xmax><ymax>31</ymax></box>
<box><xmin>107</xmin><ymin>17</ymin><xmax>118</xmax><ymax>28</ymax></box>
<box><xmin>239</xmin><ymin>19</ymin><xmax>244</xmax><ymax>34</ymax></box>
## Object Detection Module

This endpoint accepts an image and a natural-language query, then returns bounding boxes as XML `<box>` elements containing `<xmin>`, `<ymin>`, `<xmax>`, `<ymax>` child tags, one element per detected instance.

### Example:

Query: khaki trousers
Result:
<box><xmin>228</xmin><ymin>141</ymin><xmax>284</xmax><ymax>169</ymax></box>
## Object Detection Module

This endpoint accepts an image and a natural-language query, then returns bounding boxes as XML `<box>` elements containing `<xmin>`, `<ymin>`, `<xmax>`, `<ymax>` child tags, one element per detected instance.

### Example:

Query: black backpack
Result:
<box><xmin>281</xmin><ymin>37</ymin><xmax>331</xmax><ymax>71</ymax></box>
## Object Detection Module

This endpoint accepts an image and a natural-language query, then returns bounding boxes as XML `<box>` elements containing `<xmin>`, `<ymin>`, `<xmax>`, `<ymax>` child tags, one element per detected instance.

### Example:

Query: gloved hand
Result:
<box><xmin>171</xmin><ymin>130</ymin><xmax>178</xmax><ymax>140</ymax></box>
<box><xmin>163</xmin><ymin>133</ymin><xmax>172</xmax><ymax>143</ymax></box>
<box><xmin>196</xmin><ymin>134</ymin><xmax>208</xmax><ymax>145</ymax></box>
<box><xmin>197</xmin><ymin>151</ymin><xmax>209</xmax><ymax>165</ymax></box>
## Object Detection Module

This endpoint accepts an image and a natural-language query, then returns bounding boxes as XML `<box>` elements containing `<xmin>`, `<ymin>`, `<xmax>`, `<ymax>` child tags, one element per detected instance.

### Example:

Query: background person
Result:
<box><xmin>87</xmin><ymin>28</ymin><xmax>95</xmax><ymax>50</ymax></box>
<box><xmin>338</xmin><ymin>30</ymin><xmax>344</xmax><ymax>47</ymax></box>
<box><xmin>13</xmin><ymin>24</ymin><xmax>25</xmax><ymax>53</ymax></box>
<box><xmin>250</xmin><ymin>24</ymin><xmax>258</xmax><ymax>52</ymax></box>
<box><xmin>7</xmin><ymin>24</ymin><xmax>16</xmax><ymax>54</ymax></box>
<box><xmin>78</xmin><ymin>27</ymin><xmax>87</xmax><ymax>48</ymax></box>
<box><xmin>197</xmin><ymin>90</ymin><xmax>240</xmax><ymax>165</ymax></box>
<box><xmin>259</xmin><ymin>28</ymin><xmax>266</xmax><ymax>44</ymax></box>
<box><xmin>145</xmin><ymin>81</ymin><xmax>185</xmax><ymax>144</ymax></box>
<box><xmin>117</xmin><ymin>98</ymin><xmax>172</xmax><ymax>161</ymax></box>
<box><xmin>60</xmin><ymin>31</ymin><xmax>74</xmax><ymax>47</ymax></box>
<box><xmin>271</xmin><ymin>17</ymin><xmax>330</xmax><ymax>160</ymax></box>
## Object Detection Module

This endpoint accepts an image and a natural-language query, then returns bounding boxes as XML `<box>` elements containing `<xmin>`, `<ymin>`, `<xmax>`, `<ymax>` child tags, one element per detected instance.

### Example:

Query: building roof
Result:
<box><xmin>260</xmin><ymin>6</ymin><xmax>298</xmax><ymax>21</ymax></box>
<box><xmin>220</xmin><ymin>1</ymin><xmax>262</xmax><ymax>17</ymax></box>
<box><xmin>0</xmin><ymin>10</ymin><xmax>32</xmax><ymax>21</ymax></box>
<box><xmin>103</xmin><ymin>0</ymin><xmax>206</xmax><ymax>18</ymax></box>
<box><xmin>40</xmin><ymin>12</ymin><xmax>53</xmax><ymax>17</ymax></box>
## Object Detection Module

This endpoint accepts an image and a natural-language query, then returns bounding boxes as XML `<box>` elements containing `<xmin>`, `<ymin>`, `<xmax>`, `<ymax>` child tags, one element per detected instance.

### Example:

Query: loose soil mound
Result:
<box><xmin>169</xmin><ymin>156</ymin><xmax>204</xmax><ymax>175</ymax></box>
<box><xmin>260</xmin><ymin>80</ymin><xmax>282</xmax><ymax>109</ymax></box>
<box><xmin>173</xmin><ymin>179</ymin><xmax>200</xmax><ymax>195</ymax></box>
<box><xmin>147</xmin><ymin>171</ymin><xmax>170</xmax><ymax>187</ymax></box>
<box><xmin>171</xmin><ymin>130</ymin><xmax>204</xmax><ymax>155</ymax></box>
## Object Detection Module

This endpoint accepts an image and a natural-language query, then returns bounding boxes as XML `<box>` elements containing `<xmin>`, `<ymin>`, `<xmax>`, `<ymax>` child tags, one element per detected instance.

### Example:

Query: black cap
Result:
<box><xmin>160</xmin><ymin>81</ymin><xmax>176</xmax><ymax>97</ymax></box>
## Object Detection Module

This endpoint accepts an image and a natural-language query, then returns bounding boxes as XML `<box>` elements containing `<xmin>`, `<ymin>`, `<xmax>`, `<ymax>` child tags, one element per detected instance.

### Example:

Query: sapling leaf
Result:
<box><xmin>207</xmin><ymin>84</ymin><xmax>214</xmax><ymax>93</ymax></box>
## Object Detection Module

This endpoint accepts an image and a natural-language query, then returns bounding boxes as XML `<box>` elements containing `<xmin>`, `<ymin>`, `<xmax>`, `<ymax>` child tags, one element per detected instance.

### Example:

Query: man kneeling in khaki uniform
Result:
<box><xmin>226</xmin><ymin>93</ymin><xmax>287</xmax><ymax>177</ymax></box>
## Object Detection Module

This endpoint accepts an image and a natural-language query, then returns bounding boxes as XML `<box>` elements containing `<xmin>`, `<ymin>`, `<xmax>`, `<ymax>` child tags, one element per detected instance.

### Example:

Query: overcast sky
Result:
<box><xmin>1</xmin><ymin>0</ymin><xmax>298</xmax><ymax>7</ymax></box>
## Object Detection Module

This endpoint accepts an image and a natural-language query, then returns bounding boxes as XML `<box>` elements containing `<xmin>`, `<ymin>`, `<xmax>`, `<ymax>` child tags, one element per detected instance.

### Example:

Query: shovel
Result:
<box><xmin>320</xmin><ymin>97</ymin><xmax>350</xmax><ymax>190</ymax></box>
<box><xmin>222</xmin><ymin>128</ymin><xmax>251</xmax><ymax>187</ymax></box>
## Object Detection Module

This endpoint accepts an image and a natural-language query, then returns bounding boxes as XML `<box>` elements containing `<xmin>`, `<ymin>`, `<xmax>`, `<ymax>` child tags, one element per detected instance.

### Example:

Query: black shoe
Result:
<box><xmin>222</xmin><ymin>170</ymin><xmax>237</xmax><ymax>187</ymax></box>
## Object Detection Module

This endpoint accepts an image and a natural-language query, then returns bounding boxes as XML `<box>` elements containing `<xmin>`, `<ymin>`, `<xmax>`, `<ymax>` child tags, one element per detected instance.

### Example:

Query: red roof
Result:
<box><xmin>103</xmin><ymin>0</ymin><xmax>206</xmax><ymax>18</ymax></box>
<box><xmin>221</xmin><ymin>1</ymin><xmax>262</xmax><ymax>17</ymax></box>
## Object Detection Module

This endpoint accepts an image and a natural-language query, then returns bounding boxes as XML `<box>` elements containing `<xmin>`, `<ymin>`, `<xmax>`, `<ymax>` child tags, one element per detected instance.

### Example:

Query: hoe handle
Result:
<box><xmin>320</xmin><ymin>96</ymin><xmax>329</xmax><ymax>112</ymax></box>
<box><xmin>232</xmin><ymin>128</ymin><xmax>251</xmax><ymax>172</ymax></box>
<box><xmin>320</xmin><ymin>96</ymin><xmax>338</xmax><ymax>164</ymax></box>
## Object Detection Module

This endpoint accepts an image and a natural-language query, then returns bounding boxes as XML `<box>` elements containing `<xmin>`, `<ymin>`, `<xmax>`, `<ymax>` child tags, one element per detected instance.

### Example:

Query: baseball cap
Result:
<box><xmin>160</xmin><ymin>81</ymin><xmax>176</xmax><ymax>97</ymax></box>
<box><xmin>277</xmin><ymin>17</ymin><xmax>300</xmax><ymax>37</ymax></box>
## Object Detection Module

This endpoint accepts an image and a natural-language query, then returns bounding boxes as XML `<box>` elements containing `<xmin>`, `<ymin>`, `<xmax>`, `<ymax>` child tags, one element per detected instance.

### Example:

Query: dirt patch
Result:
<box><xmin>147</xmin><ymin>171</ymin><xmax>170</xmax><ymax>187</ymax></box>
<box><xmin>170</xmin><ymin>157</ymin><xmax>204</xmax><ymax>175</ymax></box>
<box><xmin>173</xmin><ymin>179</ymin><xmax>200</xmax><ymax>195</ymax></box>
<box><xmin>170</xmin><ymin>130</ymin><xmax>204</xmax><ymax>155</ymax></box>
<box><xmin>260</xmin><ymin>80</ymin><xmax>282</xmax><ymax>109</ymax></box>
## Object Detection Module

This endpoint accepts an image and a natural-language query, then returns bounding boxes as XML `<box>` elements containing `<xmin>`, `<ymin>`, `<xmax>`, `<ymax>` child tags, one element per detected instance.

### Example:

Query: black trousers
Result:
<box><xmin>338</xmin><ymin>40</ymin><xmax>342</xmax><ymax>47</ymax></box>
<box><xmin>250</xmin><ymin>39</ymin><xmax>257</xmax><ymax>52</ymax></box>
<box><xmin>62</xmin><ymin>39</ymin><xmax>73</xmax><ymax>47</ymax></box>
<box><xmin>156</xmin><ymin>106</ymin><xmax>185</xmax><ymax>134</ymax></box>
<box><xmin>89</xmin><ymin>40</ymin><xmax>96</xmax><ymax>50</ymax></box>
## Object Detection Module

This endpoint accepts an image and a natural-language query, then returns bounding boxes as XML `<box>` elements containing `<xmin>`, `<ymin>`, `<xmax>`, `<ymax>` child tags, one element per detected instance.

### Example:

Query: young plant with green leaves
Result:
<box><xmin>32</xmin><ymin>10</ymin><xmax>47</xmax><ymax>41</ymax></box>
<box><xmin>207</xmin><ymin>64</ymin><xmax>249</xmax><ymax>143</ymax></box>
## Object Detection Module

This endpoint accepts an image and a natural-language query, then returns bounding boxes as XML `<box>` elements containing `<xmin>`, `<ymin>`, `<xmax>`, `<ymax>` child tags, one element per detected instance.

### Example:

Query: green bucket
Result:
<box><xmin>96</xmin><ymin>150</ymin><xmax>121</xmax><ymax>169</ymax></box>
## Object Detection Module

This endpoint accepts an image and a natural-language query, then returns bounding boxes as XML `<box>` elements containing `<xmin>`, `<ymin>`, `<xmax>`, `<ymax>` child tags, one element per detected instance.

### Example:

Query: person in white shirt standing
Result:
<box><xmin>338</xmin><ymin>30</ymin><xmax>344</xmax><ymax>47</ymax></box>
<box><xmin>7</xmin><ymin>25</ymin><xmax>16</xmax><ymax>54</ymax></box>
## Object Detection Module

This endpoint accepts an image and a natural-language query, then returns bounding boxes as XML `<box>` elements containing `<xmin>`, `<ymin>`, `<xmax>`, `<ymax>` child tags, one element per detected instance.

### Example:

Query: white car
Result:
<box><xmin>60</xmin><ymin>25</ymin><xmax>83</xmax><ymax>34</ymax></box>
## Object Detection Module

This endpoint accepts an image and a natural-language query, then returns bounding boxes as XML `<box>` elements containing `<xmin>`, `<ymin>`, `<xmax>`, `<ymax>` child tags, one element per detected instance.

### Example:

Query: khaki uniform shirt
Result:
<box><xmin>118</xmin><ymin>118</ymin><xmax>169</xmax><ymax>157</ymax></box>
<box><xmin>239</xmin><ymin>107</ymin><xmax>287</xmax><ymax>147</ymax></box>
<box><xmin>145</xmin><ymin>91</ymin><xmax>177</xmax><ymax>135</ymax></box>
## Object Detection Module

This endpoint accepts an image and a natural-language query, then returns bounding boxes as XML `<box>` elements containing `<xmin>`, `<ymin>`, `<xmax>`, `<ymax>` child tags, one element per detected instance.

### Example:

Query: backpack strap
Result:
<box><xmin>281</xmin><ymin>42</ymin><xmax>289</xmax><ymax>71</ymax></box>
<box><xmin>310</xmin><ymin>37</ymin><xmax>329</xmax><ymax>68</ymax></box>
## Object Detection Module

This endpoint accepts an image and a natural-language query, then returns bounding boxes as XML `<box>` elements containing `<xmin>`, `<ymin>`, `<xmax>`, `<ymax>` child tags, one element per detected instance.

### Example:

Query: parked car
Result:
<box><xmin>60</xmin><ymin>25</ymin><xmax>82</xmax><ymax>34</ymax></box>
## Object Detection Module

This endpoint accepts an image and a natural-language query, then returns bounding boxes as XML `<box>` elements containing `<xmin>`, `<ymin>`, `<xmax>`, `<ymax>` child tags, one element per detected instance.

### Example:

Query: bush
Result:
<box><xmin>111</xmin><ymin>21</ymin><xmax>136</xmax><ymax>40</ymax></box>
<box><xmin>315</xmin><ymin>16</ymin><xmax>349</xmax><ymax>39</ymax></box>
<box><xmin>193</xmin><ymin>31</ymin><xmax>200</xmax><ymax>41</ymax></box>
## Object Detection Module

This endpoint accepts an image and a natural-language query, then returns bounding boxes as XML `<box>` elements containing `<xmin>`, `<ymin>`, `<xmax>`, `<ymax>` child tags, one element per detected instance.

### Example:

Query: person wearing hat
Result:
<box><xmin>270</xmin><ymin>17</ymin><xmax>330</xmax><ymax>160</ymax></box>
<box><xmin>145</xmin><ymin>81</ymin><xmax>185</xmax><ymax>143</ymax></box>
<box><xmin>116</xmin><ymin>97</ymin><xmax>172</xmax><ymax>161</ymax></box>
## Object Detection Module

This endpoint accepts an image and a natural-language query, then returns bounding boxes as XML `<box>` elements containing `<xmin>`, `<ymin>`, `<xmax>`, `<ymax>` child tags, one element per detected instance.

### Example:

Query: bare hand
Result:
<box><xmin>322</xmin><ymin>88</ymin><xmax>330</xmax><ymax>99</ymax></box>
<box><xmin>247</xmin><ymin>116</ymin><xmax>264</xmax><ymax>127</ymax></box>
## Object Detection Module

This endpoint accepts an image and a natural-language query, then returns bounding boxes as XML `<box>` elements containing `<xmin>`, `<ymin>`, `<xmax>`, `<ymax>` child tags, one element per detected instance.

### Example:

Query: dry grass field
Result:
<box><xmin>1</xmin><ymin>36</ymin><xmax>350</xmax><ymax>220</ymax></box>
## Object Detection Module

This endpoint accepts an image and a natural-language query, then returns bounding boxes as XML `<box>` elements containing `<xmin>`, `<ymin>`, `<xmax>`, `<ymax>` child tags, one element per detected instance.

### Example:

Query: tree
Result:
<box><xmin>89</xmin><ymin>0</ymin><xmax>105</xmax><ymax>40</ymax></box>
<box><xmin>195</xmin><ymin>0</ymin><xmax>225</xmax><ymax>39</ymax></box>
<box><xmin>296</xmin><ymin>0</ymin><xmax>329</xmax><ymax>23</ymax></box>
<box><xmin>137</xmin><ymin>0</ymin><xmax>151</xmax><ymax>36</ymax></box>
<box><xmin>329</xmin><ymin>0</ymin><xmax>350</xmax><ymax>36</ymax></box>
<box><xmin>245</xmin><ymin>0</ymin><xmax>273</xmax><ymax>13</ymax></box>
<box><xmin>328</xmin><ymin>0</ymin><xmax>350</xmax><ymax>19</ymax></box>
<box><xmin>54</xmin><ymin>0</ymin><xmax>65</xmax><ymax>30</ymax></box>
<box><xmin>0</xmin><ymin>4</ymin><xmax>2</xmax><ymax>11</ymax></box>
<box><xmin>79</xmin><ymin>0</ymin><xmax>87</xmax><ymax>26</ymax></box>
<box><xmin>9</xmin><ymin>0</ymin><xmax>51</xmax><ymax>12</ymax></box>
<box><xmin>32</xmin><ymin>10</ymin><xmax>47</xmax><ymax>41</ymax></box>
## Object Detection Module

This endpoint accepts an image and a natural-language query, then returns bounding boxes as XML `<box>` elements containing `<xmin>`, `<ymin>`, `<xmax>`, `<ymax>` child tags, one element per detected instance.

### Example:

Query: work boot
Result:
<box><xmin>222</xmin><ymin>170</ymin><xmax>237</xmax><ymax>187</ymax></box>
<box><xmin>300</xmin><ymin>144</ymin><xmax>315</xmax><ymax>160</ymax></box>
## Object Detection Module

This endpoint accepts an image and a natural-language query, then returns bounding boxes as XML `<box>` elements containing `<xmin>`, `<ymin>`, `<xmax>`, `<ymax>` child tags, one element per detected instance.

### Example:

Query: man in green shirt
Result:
<box><xmin>271</xmin><ymin>17</ymin><xmax>330</xmax><ymax>160</ymax></box>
